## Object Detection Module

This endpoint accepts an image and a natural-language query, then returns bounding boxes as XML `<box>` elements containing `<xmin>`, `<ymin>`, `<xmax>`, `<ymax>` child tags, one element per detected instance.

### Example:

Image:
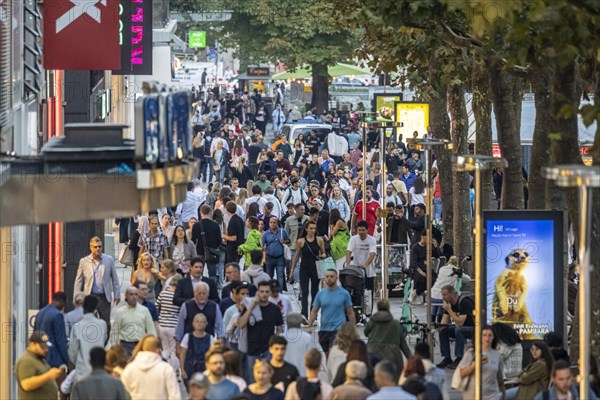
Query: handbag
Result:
<box><xmin>304</xmin><ymin>238</ymin><xmax>326</xmax><ymax>279</ymax></box>
<box><xmin>281</xmin><ymin>229</ymin><xmax>292</xmax><ymax>260</ymax></box>
<box><xmin>119</xmin><ymin>242</ymin><xmax>134</xmax><ymax>266</ymax></box>
<box><xmin>451</xmin><ymin>349</ymin><xmax>472</xmax><ymax>391</ymax></box>
<box><xmin>199</xmin><ymin>220</ymin><xmax>220</xmax><ymax>264</ymax></box>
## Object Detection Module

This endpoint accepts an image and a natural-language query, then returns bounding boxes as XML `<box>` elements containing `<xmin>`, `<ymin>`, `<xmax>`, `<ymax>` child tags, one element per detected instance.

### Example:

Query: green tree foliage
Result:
<box><xmin>221</xmin><ymin>0</ymin><xmax>358</xmax><ymax>112</ymax></box>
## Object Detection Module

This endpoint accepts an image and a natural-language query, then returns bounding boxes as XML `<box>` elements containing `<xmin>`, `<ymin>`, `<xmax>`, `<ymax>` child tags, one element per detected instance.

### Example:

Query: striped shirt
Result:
<box><xmin>156</xmin><ymin>290</ymin><xmax>180</xmax><ymax>329</ymax></box>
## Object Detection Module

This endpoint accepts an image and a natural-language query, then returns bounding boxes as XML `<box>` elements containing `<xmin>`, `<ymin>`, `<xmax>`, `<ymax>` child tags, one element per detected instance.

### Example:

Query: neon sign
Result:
<box><xmin>113</xmin><ymin>0</ymin><xmax>152</xmax><ymax>75</ymax></box>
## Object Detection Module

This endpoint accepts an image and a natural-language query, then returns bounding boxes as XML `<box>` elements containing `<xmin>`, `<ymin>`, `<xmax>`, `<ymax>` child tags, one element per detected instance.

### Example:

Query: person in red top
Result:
<box><xmin>351</xmin><ymin>189</ymin><xmax>380</xmax><ymax>235</ymax></box>
<box><xmin>432</xmin><ymin>168</ymin><xmax>443</xmax><ymax>223</ymax></box>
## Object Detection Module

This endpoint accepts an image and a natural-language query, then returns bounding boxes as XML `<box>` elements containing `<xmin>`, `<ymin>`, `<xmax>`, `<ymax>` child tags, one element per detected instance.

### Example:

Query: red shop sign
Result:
<box><xmin>43</xmin><ymin>0</ymin><xmax>121</xmax><ymax>70</ymax></box>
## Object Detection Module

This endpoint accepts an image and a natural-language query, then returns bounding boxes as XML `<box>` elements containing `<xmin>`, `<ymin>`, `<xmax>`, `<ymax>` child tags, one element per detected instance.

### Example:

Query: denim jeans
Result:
<box><xmin>433</xmin><ymin>198</ymin><xmax>443</xmax><ymax>220</ymax></box>
<box><xmin>439</xmin><ymin>325</ymin><xmax>474</xmax><ymax>359</ymax></box>
<box><xmin>203</xmin><ymin>156</ymin><xmax>214</xmax><ymax>181</ymax></box>
<box><xmin>431</xmin><ymin>298</ymin><xmax>443</xmax><ymax>323</ymax></box>
<box><xmin>265</xmin><ymin>255</ymin><xmax>286</xmax><ymax>290</ymax></box>
<box><xmin>290</xmin><ymin>249</ymin><xmax>301</xmax><ymax>284</ymax></box>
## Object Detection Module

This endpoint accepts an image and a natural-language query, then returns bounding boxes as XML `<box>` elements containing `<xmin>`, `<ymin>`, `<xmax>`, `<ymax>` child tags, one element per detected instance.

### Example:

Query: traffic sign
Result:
<box><xmin>189</xmin><ymin>31</ymin><xmax>206</xmax><ymax>48</ymax></box>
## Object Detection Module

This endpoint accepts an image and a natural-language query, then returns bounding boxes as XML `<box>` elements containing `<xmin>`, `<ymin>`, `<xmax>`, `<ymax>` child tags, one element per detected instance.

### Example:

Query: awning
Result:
<box><xmin>0</xmin><ymin>162</ymin><xmax>198</xmax><ymax>226</ymax></box>
<box><xmin>235</xmin><ymin>72</ymin><xmax>273</xmax><ymax>80</ymax></box>
<box><xmin>272</xmin><ymin>63</ymin><xmax>371</xmax><ymax>80</ymax></box>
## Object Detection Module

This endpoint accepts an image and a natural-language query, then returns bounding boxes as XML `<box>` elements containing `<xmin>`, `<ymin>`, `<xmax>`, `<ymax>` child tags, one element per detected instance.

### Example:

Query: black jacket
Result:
<box><xmin>174</xmin><ymin>276</ymin><xmax>220</xmax><ymax>306</ymax></box>
<box><xmin>191</xmin><ymin>218</ymin><xmax>223</xmax><ymax>250</ymax></box>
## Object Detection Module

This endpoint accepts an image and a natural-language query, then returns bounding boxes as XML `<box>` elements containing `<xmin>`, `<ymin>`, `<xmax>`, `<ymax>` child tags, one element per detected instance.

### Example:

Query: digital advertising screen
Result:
<box><xmin>483</xmin><ymin>211</ymin><xmax>565</xmax><ymax>341</ymax></box>
<box><xmin>394</xmin><ymin>102</ymin><xmax>430</xmax><ymax>140</ymax></box>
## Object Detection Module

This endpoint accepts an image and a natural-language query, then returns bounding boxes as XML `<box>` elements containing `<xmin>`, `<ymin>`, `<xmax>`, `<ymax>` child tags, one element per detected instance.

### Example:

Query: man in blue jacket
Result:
<box><xmin>33</xmin><ymin>291</ymin><xmax>69</xmax><ymax>368</ymax></box>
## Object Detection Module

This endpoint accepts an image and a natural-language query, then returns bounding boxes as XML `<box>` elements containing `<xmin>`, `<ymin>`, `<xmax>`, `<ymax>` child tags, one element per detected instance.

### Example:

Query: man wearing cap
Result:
<box><xmin>74</xmin><ymin>236</ymin><xmax>121</xmax><ymax>339</ymax></box>
<box><xmin>189</xmin><ymin>372</ymin><xmax>210</xmax><ymax>400</ymax></box>
<box><xmin>33</xmin><ymin>291</ymin><xmax>69</xmax><ymax>368</ymax></box>
<box><xmin>68</xmin><ymin>295</ymin><xmax>107</xmax><ymax>383</ymax></box>
<box><xmin>16</xmin><ymin>331</ymin><xmax>64</xmax><ymax>400</ymax></box>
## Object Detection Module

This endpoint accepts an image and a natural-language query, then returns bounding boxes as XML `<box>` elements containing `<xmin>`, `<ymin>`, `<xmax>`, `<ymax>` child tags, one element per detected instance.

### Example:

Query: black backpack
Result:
<box><xmin>296</xmin><ymin>377</ymin><xmax>321</xmax><ymax>400</ymax></box>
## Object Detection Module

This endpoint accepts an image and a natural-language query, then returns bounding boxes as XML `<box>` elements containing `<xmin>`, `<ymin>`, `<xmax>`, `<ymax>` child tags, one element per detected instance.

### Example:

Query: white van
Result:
<box><xmin>280</xmin><ymin>121</ymin><xmax>333</xmax><ymax>144</ymax></box>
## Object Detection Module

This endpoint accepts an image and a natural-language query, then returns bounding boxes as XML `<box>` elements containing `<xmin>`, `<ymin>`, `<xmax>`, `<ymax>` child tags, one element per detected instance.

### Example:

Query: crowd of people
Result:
<box><xmin>15</xmin><ymin>88</ymin><xmax>599</xmax><ymax>400</ymax></box>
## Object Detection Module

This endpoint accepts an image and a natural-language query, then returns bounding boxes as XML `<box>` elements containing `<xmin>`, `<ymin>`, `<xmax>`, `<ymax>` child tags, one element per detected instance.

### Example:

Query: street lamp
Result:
<box><xmin>408</xmin><ymin>138</ymin><xmax>452</xmax><ymax>351</ymax></box>
<box><xmin>354</xmin><ymin>111</ymin><xmax>379</xmax><ymax>221</ymax></box>
<box><xmin>542</xmin><ymin>165</ymin><xmax>600</xmax><ymax>399</ymax></box>
<box><xmin>454</xmin><ymin>154</ymin><xmax>507</xmax><ymax>400</ymax></box>
<box><xmin>362</xmin><ymin>120</ymin><xmax>403</xmax><ymax>300</ymax></box>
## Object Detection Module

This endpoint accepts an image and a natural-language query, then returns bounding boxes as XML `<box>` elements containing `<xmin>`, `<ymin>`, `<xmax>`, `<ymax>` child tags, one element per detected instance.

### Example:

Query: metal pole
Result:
<box><xmin>425</xmin><ymin>148</ymin><xmax>433</xmax><ymax>350</ymax></box>
<box><xmin>380</xmin><ymin>128</ymin><xmax>388</xmax><ymax>299</ymax></box>
<box><xmin>474</xmin><ymin>165</ymin><xmax>483</xmax><ymax>400</ymax></box>
<box><xmin>578</xmin><ymin>184</ymin><xmax>592</xmax><ymax>399</ymax></box>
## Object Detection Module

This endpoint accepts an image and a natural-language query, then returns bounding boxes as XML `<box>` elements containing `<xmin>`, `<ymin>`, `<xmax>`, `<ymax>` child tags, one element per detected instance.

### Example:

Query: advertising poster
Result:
<box><xmin>394</xmin><ymin>102</ymin><xmax>430</xmax><ymax>139</ymax></box>
<box><xmin>484</xmin><ymin>211</ymin><xmax>564</xmax><ymax>340</ymax></box>
<box><xmin>374</xmin><ymin>93</ymin><xmax>403</xmax><ymax>115</ymax></box>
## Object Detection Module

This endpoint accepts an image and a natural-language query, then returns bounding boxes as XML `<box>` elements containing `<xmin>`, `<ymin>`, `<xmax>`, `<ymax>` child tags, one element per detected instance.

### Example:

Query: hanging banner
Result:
<box><xmin>483</xmin><ymin>210</ymin><xmax>565</xmax><ymax>341</ymax></box>
<box><xmin>43</xmin><ymin>0</ymin><xmax>121</xmax><ymax>69</ymax></box>
<box><xmin>113</xmin><ymin>0</ymin><xmax>153</xmax><ymax>75</ymax></box>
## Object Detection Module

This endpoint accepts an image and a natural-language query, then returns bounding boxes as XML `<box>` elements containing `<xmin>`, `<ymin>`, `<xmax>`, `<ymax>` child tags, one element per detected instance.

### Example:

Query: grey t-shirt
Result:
<box><xmin>459</xmin><ymin>348</ymin><xmax>503</xmax><ymax>400</ymax></box>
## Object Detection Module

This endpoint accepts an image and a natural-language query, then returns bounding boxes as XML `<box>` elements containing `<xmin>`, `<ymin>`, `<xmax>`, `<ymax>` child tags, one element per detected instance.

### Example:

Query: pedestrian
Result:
<box><xmin>168</xmin><ymin>225</ymin><xmax>198</xmax><ymax>276</ymax></box>
<box><xmin>346</xmin><ymin>220</ymin><xmax>377</xmax><ymax>301</ymax></box>
<box><xmin>105</xmin><ymin>345</ymin><xmax>127</xmax><ymax>378</ymax></box>
<box><xmin>455</xmin><ymin>325</ymin><xmax>505</xmax><ymax>400</ymax></box>
<box><xmin>365</xmin><ymin>299</ymin><xmax>411</xmax><ymax>374</ymax></box>
<box><xmin>289</xmin><ymin>221</ymin><xmax>327</xmax><ymax>318</ymax></box>
<box><xmin>132</xmin><ymin>281</ymin><xmax>160</xmax><ymax>332</ymax></box>
<box><xmin>238</xmin><ymin>281</ymin><xmax>284</xmax><ymax>383</ymax></box>
<box><xmin>180</xmin><ymin>313</ymin><xmax>215</xmax><ymax>384</ymax></box>
<box><xmin>16</xmin><ymin>331</ymin><xmax>64</xmax><ymax>400</ymax></box>
<box><xmin>240</xmin><ymin>250</ymin><xmax>271</xmax><ymax>285</ymax></box>
<box><xmin>284</xmin><ymin>348</ymin><xmax>333</xmax><ymax>400</ymax></box>
<box><xmin>281</xmin><ymin>318</ymin><xmax>317</xmax><ymax>373</ymax></box>
<box><xmin>351</xmin><ymin>189</ymin><xmax>380</xmax><ymax>236</ymax></box>
<box><xmin>367</xmin><ymin>360</ymin><xmax>416</xmax><ymax>400</ymax></box>
<box><xmin>173</xmin><ymin>256</ymin><xmax>220</xmax><ymax>306</ymax></box>
<box><xmin>262</xmin><ymin>217</ymin><xmax>290</xmax><ymax>289</ymax></box>
<box><xmin>401</xmin><ymin>356</ymin><xmax>443</xmax><ymax>400</ymax></box>
<box><xmin>491</xmin><ymin>322</ymin><xmax>523</xmax><ymax>381</ymax></box>
<box><xmin>175</xmin><ymin>281</ymin><xmax>223</xmax><ymax>346</ymax></box>
<box><xmin>269</xmin><ymin>280</ymin><xmax>291</xmax><ymax>329</ymax></box>
<box><xmin>329</xmin><ymin>361</ymin><xmax>373</xmax><ymax>400</ymax></box>
<box><xmin>33</xmin><ymin>291</ymin><xmax>69</xmax><ymax>368</ymax></box>
<box><xmin>238</xmin><ymin>216</ymin><xmax>263</xmax><ymax>268</ymax></box>
<box><xmin>68</xmin><ymin>296</ymin><xmax>107</xmax><ymax>383</ymax></box>
<box><xmin>204</xmin><ymin>350</ymin><xmax>241</xmax><ymax>400</ymax></box>
<box><xmin>130</xmin><ymin>252</ymin><xmax>159</xmax><ymax>303</ymax></box>
<box><xmin>70</xmin><ymin>347</ymin><xmax>128</xmax><ymax>400</ymax></box>
<box><xmin>73</xmin><ymin>236</ymin><xmax>121</xmax><ymax>338</ymax></box>
<box><xmin>192</xmin><ymin>205</ymin><xmax>224</xmax><ymax>286</ymax></box>
<box><xmin>121</xmin><ymin>335</ymin><xmax>181</xmax><ymax>400</ymax></box>
<box><xmin>533</xmin><ymin>360</ymin><xmax>598</xmax><ymax>400</ymax></box>
<box><xmin>268</xmin><ymin>336</ymin><xmax>299</xmax><ymax>393</ymax></box>
<box><xmin>505</xmin><ymin>341</ymin><xmax>553</xmax><ymax>400</ymax></box>
<box><xmin>156</xmin><ymin>274</ymin><xmax>183</xmax><ymax>373</ymax></box>
<box><xmin>223</xmin><ymin>201</ymin><xmax>245</xmax><ymax>263</ymax></box>
<box><xmin>112</xmin><ymin>286</ymin><xmax>156</xmax><ymax>358</ymax></box>
<box><xmin>327</xmin><ymin>322</ymin><xmax>360</xmax><ymax>382</ymax></box>
<box><xmin>242</xmin><ymin>359</ymin><xmax>285</xmax><ymax>399</ymax></box>
<box><xmin>141</xmin><ymin>216</ymin><xmax>170</xmax><ymax>261</ymax></box>
<box><xmin>332</xmin><ymin>340</ymin><xmax>376</xmax><ymax>391</ymax></box>
<box><xmin>437</xmin><ymin>285</ymin><xmax>475</xmax><ymax>370</ymax></box>
<box><xmin>64</xmin><ymin>293</ymin><xmax>85</xmax><ymax>338</ymax></box>
<box><xmin>188</xmin><ymin>372</ymin><xmax>210</xmax><ymax>400</ymax></box>
<box><xmin>284</xmin><ymin>203</ymin><xmax>308</xmax><ymax>286</ymax></box>
<box><xmin>306</xmin><ymin>269</ymin><xmax>356</xmax><ymax>355</ymax></box>
<box><xmin>403</xmin><ymin>343</ymin><xmax>448</xmax><ymax>399</ymax></box>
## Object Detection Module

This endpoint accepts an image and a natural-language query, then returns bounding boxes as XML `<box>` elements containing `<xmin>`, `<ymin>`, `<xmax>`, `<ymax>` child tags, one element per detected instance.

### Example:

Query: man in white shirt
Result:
<box><xmin>176</xmin><ymin>182</ymin><xmax>203</xmax><ymax>226</ymax></box>
<box><xmin>245</xmin><ymin>185</ymin><xmax>268</xmax><ymax>214</ymax></box>
<box><xmin>346</xmin><ymin>220</ymin><xmax>377</xmax><ymax>294</ymax></box>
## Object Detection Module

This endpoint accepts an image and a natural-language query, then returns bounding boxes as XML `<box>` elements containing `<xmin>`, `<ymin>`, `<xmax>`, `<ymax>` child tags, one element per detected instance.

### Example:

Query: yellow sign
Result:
<box><xmin>394</xmin><ymin>102</ymin><xmax>430</xmax><ymax>140</ymax></box>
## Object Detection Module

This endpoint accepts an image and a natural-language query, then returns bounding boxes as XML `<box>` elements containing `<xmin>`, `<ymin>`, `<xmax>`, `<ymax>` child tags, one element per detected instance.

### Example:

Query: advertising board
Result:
<box><xmin>394</xmin><ymin>102</ymin><xmax>430</xmax><ymax>140</ymax></box>
<box><xmin>483</xmin><ymin>210</ymin><xmax>565</xmax><ymax>340</ymax></box>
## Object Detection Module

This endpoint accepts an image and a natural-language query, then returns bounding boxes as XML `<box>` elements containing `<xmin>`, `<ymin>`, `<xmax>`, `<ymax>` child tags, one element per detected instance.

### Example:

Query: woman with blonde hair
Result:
<box><xmin>430</xmin><ymin>255</ymin><xmax>471</xmax><ymax>323</ymax></box>
<box><xmin>236</xmin><ymin>188</ymin><xmax>249</xmax><ymax>206</ymax></box>
<box><xmin>131</xmin><ymin>252</ymin><xmax>160</xmax><ymax>303</ymax></box>
<box><xmin>327</xmin><ymin>322</ymin><xmax>360</xmax><ymax>382</ymax></box>
<box><xmin>242</xmin><ymin>359</ymin><xmax>284</xmax><ymax>399</ymax></box>
<box><xmin>232</xmin><ymin>156</ymin><xmax>253</xmax><ymax>189</ymax></box>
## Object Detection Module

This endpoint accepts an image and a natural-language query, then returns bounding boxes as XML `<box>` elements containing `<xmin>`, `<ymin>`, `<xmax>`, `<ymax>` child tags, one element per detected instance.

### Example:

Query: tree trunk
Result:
<box><xmin>528</xmin><ymin>66</ymin><xmax>554</xmax><ymax>209</ymax></box>
<box><xmin>488</xmin><ymin>59</ymin><xmax>525</xmax><ymax>209</ymax></box>
<box><xmin>589</xmin><ymin>73</ymin><xmax>600</xmax><ymax>357</ymax></box>
<box><xmin>311</xmin><ymin>63</ymin><xmax>329</xmax><ymax>115</ymax></box>
<box><xmin>427</xmin><ymin>60</ymin><xmax>453</xmax><ymax>246</ymax></box>
<box><xmin>472</xmin><ymin>56</ymin><xmax>493</xmax><ymax>212</ymax></box>
<box><xmin>448</xmin><ymin>84</ymin><xmax>473</xmax><ymax>262</ymax></box>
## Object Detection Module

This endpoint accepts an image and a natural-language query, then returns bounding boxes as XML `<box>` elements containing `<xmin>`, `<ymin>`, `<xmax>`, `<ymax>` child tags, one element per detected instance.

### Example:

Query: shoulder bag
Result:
<box><xmin>199</xmin><ymin>220</ymin><xmax>220</xmax><ymax>264</ymax></box>
<box><xmin>119</xmin><ymin>241</ymin><xmax>134</xmax><ymax>266</ymax></box>
<box><xmin>281</xmin><ymin>228</ymin><xmax>292</xmax><ymax>260</ymax></box>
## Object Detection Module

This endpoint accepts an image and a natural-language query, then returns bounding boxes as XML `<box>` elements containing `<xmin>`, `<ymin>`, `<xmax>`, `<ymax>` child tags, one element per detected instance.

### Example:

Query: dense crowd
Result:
<box><xmin>15</xmin><ymin>87</ymin><xmax>598</xmax><ymax>400</ymax></box>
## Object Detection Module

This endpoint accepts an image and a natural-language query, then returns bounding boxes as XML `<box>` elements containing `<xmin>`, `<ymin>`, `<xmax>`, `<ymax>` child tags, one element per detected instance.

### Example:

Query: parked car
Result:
<box><xmin>280</xmin><ymin>121</ymin><xmax>333</xmax><ymax>144</ymax></box>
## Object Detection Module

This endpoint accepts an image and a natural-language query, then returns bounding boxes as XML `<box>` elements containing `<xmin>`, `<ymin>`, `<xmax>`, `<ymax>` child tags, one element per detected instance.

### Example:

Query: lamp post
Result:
<box><xmin>408</xmin><ymin>138</ymin><xmax>452</xmax><ymax>351</ymax></box>
<box><xmin>542</xmin><ymin>165</ymin><xmax>600</xmax><ymax>399</ymax></box>
<box><xmin>354</xmin><ymin>112</ymin><xmax>378</xmax><ymax>221</ymax></box>
<box><xmin>454</xmin><ymin>155</ymin><xmax>507</xmax><ymax>400</ymax></box>
<box><xmin>363</xmin><ymin>120</ymin><xmax>403</xmax><ymax>300</ymax></box>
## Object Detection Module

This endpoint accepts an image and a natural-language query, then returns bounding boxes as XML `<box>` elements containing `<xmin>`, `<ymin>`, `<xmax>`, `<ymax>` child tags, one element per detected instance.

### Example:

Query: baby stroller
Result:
<box><xmin>339</xmin><ymin>265</ymin><xmax>367</xmax><ymax>324</ymax></box>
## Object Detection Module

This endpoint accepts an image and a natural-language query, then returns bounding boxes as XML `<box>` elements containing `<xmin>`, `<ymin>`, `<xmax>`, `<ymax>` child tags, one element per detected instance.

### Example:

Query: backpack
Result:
<box><xmin>296</xmin><ymin>377</ymin><xmax>321</xmax><ymax>400</ymax></box>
